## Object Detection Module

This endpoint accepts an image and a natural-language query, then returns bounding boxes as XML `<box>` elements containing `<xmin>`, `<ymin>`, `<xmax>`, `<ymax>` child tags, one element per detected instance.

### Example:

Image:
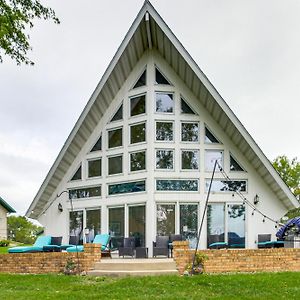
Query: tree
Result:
<box><xmin>273</xmin><ymin>155</ymin><xmax>300</xmax><ymax>202</ymax></box>
<box><xmin>0</xmin><ymin>0</ymin><xmax>59</xmax><ymax>65</ymax></box>
<box><xmin>7</xmin><ymin>215</ymin><xmax>43</xmax><ymax>244</ymax></box>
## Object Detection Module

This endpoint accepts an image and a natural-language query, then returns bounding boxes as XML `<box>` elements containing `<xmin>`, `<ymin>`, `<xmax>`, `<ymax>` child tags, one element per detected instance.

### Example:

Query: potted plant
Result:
<box><xmin>185</xmin><ymin>252</ymin><xmax>208</xmax><ymax>275</ymax></box>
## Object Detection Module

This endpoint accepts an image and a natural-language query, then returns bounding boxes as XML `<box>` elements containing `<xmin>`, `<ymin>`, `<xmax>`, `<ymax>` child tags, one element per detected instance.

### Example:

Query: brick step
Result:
<box><xmin>87</xmin><ymin>269</ymin><xmax>178</xmax><ymax>277</ymax></box>
<box><xmin>94</xmin><ymin>258</ymin><xmax>177</xmax><ymax>271</ymax></box>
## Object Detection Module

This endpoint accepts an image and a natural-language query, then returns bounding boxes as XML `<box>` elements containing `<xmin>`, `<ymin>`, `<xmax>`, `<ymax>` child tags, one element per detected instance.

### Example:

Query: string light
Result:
<box><xmin>216</xmin><ymin>161</ymin><xmax>280</xmax><ymax>226</ymax></box>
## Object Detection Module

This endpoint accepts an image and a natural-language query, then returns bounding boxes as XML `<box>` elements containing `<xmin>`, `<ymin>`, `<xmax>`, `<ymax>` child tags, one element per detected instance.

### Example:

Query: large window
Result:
<box><xmin>130</xmin><ymin>151</ymin><xmax>146</xmax><ymax>172</ymax></box>
<box><xmin>156</xmin><ymin>204</ymin><xmax>175</xmax><ymax>236</ymax></box>
<box><xmin>156</xmin><ymin>179</ymin><xmax>198</xmax><ymax>191</ymax></box>
<box><xmin>129</xmin><ymin>205</ymin><xmax>146</xmax><ymax>247</ymax></box>
<box><xmin>207</xmin><ymin>203</ymin><xmax>245</xmax><ymax>248</ymax></box>
<box><xmin>108</xmin><ymin>155</ymin><xmax>123</xmax><ymax>175</ymax></box>
<box><xmin>108</xmin><ymin>180</ymin><xmax>146</xmax><ymax>195</ymax></box>
<box><xmin>205</xmin><ymin>179</ymin><xmax>247</xmax><ymax>193</ymax></box>
<box><xmin>181</xmin><ymin>122</ymin><xmax>199</xmax><ymax>142</ymax></box>
<box><xmin>130</xmin><ymin>122</ymin><xmax>146</xmax><ymax>144</ymax></box>
<box><xmin>109</xmin><ymin>207</ymin><xmax>124</xmax><ymax>249</ymax></box>
<box><xmin>181</xmin><ymin>150</ymin><xmax>199</xmax><ymax>170</ymax></box>
<box><xmin>205</xmin><ymin>150</ymin><xmax>223</xmax><ymax>171</ymax></box>
<box><xmin>108</xmin><ymin>128</ymin><xmax>122</xmax><ymax>148</ymax></box>
<box><xmin>130</xmin><ymin>94</ymin><xmax>146</xmax><ymax>116</ymax></box>
<box><xmin>69</xmin><ymin>186</ymin><xmax>101</xmax><ymax>199</ymax></box>
<box><xmin>155</xmin><ymin>92</ymin><xmax>174</xmax><ymax>113</ymax></box>
<box><xmin>86</xmin><ymin>209</ymin><xmax>101</xmax><ymax>242</ymax></box>
<box><xmin>156</xmin><ymin>122</ymin><xmax>173</xmax><ymax>141</ymax></box>
<box><xmin>180</xmin><ymin>204</ymin><xmax>198</xmax><ymax>248</ymax></box>
<box><xmin>88</xmin><ymin>158</ymin><xmax>101</xmax><ymax>178</ymax></box>
<box><xmin>69</xmin><ymin>210</ymin><xmax>83</xmax><ymax>244</ymax></box>
<box><xmin>156</xmin><ymin>149</ymin><xmax>174</xmax><ymax>169</ymax></box>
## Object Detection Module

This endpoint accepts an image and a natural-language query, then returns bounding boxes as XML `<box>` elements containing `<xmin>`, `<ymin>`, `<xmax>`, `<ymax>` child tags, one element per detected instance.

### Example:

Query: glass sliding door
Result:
<box><xmin>69</xmin><ymin>210</ymin><xmax>83</xmax><ymax>244</ymax></box>
<box><xmin>180</xmin><ymin>204</ymin><xmax>198</xmax><ymax>248</ymax></box>
<box><xmin>207</xmin><ymin>203</ymin><xmax>225</xmax><ymax>247</ymax></box>
<box><xmin>109</xmin><ymin>207</ymin><xmax>124</xmax><ymax>249</ymax></box>
<box><xmin>129</xmin><ymin>205</ymin><xmax>146</xmax><ymax>247</ymax></box>
<box><xmin>86</xmin><ymin>209</ymin><xmax>101</xmax><ymax>243</ymax></box>
<box><xmin>227</xmin><ymin>204</ymin><xmax>245</xmax><ymax>248</ymax></box>
<box><xmin>156</xmin><ymin>204</ymin><xmax>175</xmax><ymax>236</ymax></box>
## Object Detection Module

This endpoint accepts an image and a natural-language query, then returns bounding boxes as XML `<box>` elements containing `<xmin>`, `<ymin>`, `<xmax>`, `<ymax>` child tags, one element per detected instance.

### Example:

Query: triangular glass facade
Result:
<box><xmin>155</xmin><ymin>67</ymin><xmax>171</xmax><ymax>85</ymax></box>
<box><xmin>110</xmin><ymin>104</ymin><xmax>123</xmax><ymax>122</ymax></box>
<box><xmin>230</xmin><ymin>155</ymin><xmax>245</xmax><ymax>171</ymax></box>
<box><xmin>181</xmin><ymin>97</ymin><xmax>195</xmax><ymax>114</ymax></box>
<box><xmin>70</xmin><ymin>165</ymin><xmax>82</xmax><ymax>181</ymax></box>
<box><xmin>205</xmin><ymin>127</ymin><xmax>220</xmax><ymax>144</ymax></box>
<box><xmin>90</xmin><ymin>136</ymin><xmax>102</xmax><ymax>152</ymax></box>
<box><xmin>133</xmin><ymin>70</ymin><xmax>146</xmax><ymax>89</ymax></box>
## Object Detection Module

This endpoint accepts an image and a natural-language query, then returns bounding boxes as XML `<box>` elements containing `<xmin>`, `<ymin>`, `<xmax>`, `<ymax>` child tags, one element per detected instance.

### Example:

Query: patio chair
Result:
<box><xmin>153</xmin><ymin>235</ymin><xmax>170</xmax><ymax>257</ymax></box>
<box><xmin>60</xmin><ymin>236</ymin><xmax>80</xmax><ymax>251</ymax></box>
<box><xmin>169</xmin><ymin>234</ymin><xmax>182</xmax><ymax>257</ymax></box>
<box><xmin>118</xmin><ymin>237</ymin><xmax>135</xmax><ymax>258</ymax></box>
<box><xmin>207</xmin><ymin>234</ymin><xmax>227</xmax><ymax>249</ymax></box>
<box><xmin>257</xmin><ymin>234</ymin><xmax>272</xmax><ymax>248</ymax></box>
<box><xmin>8</xmin><ymin>235</ymin><xmax>52</xmax><ymax>253</ymax></box>
<box><xmin>66</xmin><ymin>234</ymin><xmax>111</xmax><ymax>256</ymax></box>
<box><xmin>43</xmin><ymin>236</ymin><xmax>63</xmax><ymax>252</ymax></box>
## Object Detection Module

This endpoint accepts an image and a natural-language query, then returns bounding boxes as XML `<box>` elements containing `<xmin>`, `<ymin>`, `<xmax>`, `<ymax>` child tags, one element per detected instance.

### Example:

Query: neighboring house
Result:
<box><xmin>0</xmin><ymin>197</ymin><xmax>16</xmax><ymax>239</ymax></box>
<box><xmin>26</xmin><ymin>2</ymin><xmax>298</xmax><ymax>254</ymax></box>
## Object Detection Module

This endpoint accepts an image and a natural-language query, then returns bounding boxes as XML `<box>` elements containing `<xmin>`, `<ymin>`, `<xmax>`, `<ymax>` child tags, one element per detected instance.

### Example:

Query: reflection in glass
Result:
<box><xmin>156</xmin><ymin>93</ymin><xmax>174</xmax><ymax>113</ymax></box>
<box><xmin>181</xmin><ymin>123</ymin><xmax>199</xmax><ymax>142</ymax></box>
<box><xmin>207</xmin><ymin>204</ymin><xmax>225</xmax><ymax>247</ymax></box>
<box><xmin>110</xmin><ymin>104</ymin><xmax>123</xmax><ymax>122</ymax></box>
<box><xmin>181</xmin><ymin>150</ymin><xmax>199</xmax><ymax>169</ymax></box>
<box><xmin>205</xmin><ymin>150</ymin><xmax>223</xmax><ymax>171</ymax></box>
<box><xmin>130</xmin><ymin>151</ymin><xmax>146</xmax><ymax>172</ymax></box>
<box><xmin>70</xmin><ymin>165</ymin><xmax>82</xmax><ymax>181</ymax></box>
<box><xmin>156</xmin><ymin>150</ymin><xmax>174</xmax><ymax>169</ymax></box>
<box><xmin>108</xmin><ymin>128</ymin><xmax>122</xmax><ymax>148</ymax></box>
<box><xmin>155</xmin><ymin>68</ymin><xmax>171</xmax><ymax>85</ymax></box>
<box><xmin>156</xmin><ymin>122</ymin><xmax>173</xmax><ymax>141</ymax></box>
<box><xmin>69</xmin><ymin>210</ymin><xmax>83</xmax><ymax>244</ymax></box>
<box><xmin>133</xmin><ymin>70</ymin><xmax>146</xmax><ymax>89</ymax></box>
<box><xmin>156</xmin><ymin>179</ymin><xmax>198</xmax><ymax>191</ymax></box>
<box><xmin>228</xmin><ymin>204</ymin><xmax>245</xmax><ymax>248</ymax></box>
<box><xmin>86</xmin><ymin>209</ymin><xmax>101</xmax><ymax>242</ymax></box>
<box><xmin>157</xmin><ymin>204</ymin><xmax>175</xmax><ymax>236</ymax></box>
<box><xmin>108</xmin><ymin>155</ymin><xmax>122</xmax><ymax>175</ymax></box>
<box><xmin>88</xmin><ymin>159</ymin><xmax>101</xmax><ymax>178</ymax></box>
<box><xmin>91</xmin><ymin>136</ymin><xmax>101</xmax><ymax>152</ymax></box>
<box><xmin>69</xmin><ymin>186</ymin><xmax>101</xmax><ymax>199</ymax></box>
<box><xmin>129</xmin><ymin>206</ymin><xmax>146</xmax><ymax>247</ymax></box>
<box><xmin>205</xmin><ymin>179</ymin><xmax>247</xmax><ymax>193</ymax></box>
<box><xmin>180</xmin><ymin>204</ymin><xmax>198</xmax><ymax>248</ymax></box>
<box><xmin>130</xmin><ymin>123</ymin><xmax>146</xmax><ymax>144</ymax></box>
<box><xmin>130</xmin><ymin>95</ymin><xmax>146</xmax><ymax>116</ymax></box>
<box><xmin>109</xmin><ymin>207</ymin><xmax>124</xmax><ymax>249</ymax></box>
<box><xmin>230</xmin><ymin>155</ymin><xmax>245</xmax><ymax>171</ymax></box>
<box><xmin>205</xmin><ymin>127</ymin><xmax>219</xmax><ymax>143</ymax></box>
<box><xmin>108</xmin><ymin>180</ymin><xmax>146</xmax><ymax>195</ymax></box>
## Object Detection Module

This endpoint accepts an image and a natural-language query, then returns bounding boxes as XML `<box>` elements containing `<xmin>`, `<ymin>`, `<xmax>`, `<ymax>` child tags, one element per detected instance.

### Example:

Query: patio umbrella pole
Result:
<box><xmin>191</xmin><ymin>159</ymin><xmax>218</xmax><ymax>274</ymax></box>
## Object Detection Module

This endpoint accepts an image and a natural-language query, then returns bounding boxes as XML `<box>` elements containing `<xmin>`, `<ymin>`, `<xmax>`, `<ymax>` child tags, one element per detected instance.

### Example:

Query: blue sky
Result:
<box><xmin>0</xmin><ymin>0</ymin><xmax>299</xmax><ymax>214</ymax></box>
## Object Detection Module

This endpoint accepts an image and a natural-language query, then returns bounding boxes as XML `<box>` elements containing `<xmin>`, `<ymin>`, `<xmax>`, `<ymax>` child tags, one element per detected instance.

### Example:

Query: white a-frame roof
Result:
<box><xmin>26</xmin><ymin>1</ymin><xmax>298</xmax><ymax>219</ymax></box>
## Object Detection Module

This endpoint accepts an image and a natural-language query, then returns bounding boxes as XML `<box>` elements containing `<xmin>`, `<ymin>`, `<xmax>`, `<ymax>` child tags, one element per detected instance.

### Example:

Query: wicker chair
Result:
<box><xmin>153</xmin><ymin>236</ymin><xmax>170</xmax><ymax>257</ymax></box>
<box><xmin>118</xmin><ymin>237</ymin><xmax>135</xmax><ymax>257</ymax></box>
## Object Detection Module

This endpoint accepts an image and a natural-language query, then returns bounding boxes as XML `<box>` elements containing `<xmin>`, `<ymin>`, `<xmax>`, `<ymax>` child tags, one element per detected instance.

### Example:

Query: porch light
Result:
<box><xmin>254</xmin><ymin>194</ymin><xmax>260</xmax><ymax>205</ymax></box>
<box><xmin>58</xmin><ymin>203</ymin><xmax>63</xmax><ymax>212</ymax></box>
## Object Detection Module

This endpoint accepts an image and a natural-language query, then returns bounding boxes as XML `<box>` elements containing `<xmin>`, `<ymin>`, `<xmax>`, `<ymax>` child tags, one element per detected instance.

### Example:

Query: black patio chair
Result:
<box><xmin>60</xmin><ymin>235</ymin><xmax>80</xmax><ymax>251</ymax></box>
<box><xmin>118</xmin><ymin>237</ymin><xmax>135</xmax><ymax>258</ymax></box>
<box><xmin>169</xmin><ymin>234</ymin><xmax>182</xmax><ymax>257</ymax></box>
<box><xmin>153</xmin><ymin>235</ymin><xmax>170</xmax><ymax>257</ymax></box>
<box><xmin>43</xmin><ymin>236</ymin><xmax>63</xmax><ymax>252</ymax></box>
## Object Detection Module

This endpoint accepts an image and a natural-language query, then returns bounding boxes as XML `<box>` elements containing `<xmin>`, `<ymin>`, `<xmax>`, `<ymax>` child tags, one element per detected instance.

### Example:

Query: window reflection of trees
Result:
<box><xmin>156</xmin><ymin>150</ymin><xmax>174</xmax><ymax>169</ymax></box>
<box><xmin>181</xmin><ymin>123</ymin><xmax>199</xmax><ymax>142</ymax></box>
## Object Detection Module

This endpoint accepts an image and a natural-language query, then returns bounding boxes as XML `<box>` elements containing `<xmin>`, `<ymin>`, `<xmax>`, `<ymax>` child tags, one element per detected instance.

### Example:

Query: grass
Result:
<box><xmin>0</xmin><ymin>272</ymin><xmax>300</xmax><ymax>299</ymax></box>
<box><xmin>0</xmin><ymin>247</ymin><xmax>9</xmax><ymax>254</ymax></box>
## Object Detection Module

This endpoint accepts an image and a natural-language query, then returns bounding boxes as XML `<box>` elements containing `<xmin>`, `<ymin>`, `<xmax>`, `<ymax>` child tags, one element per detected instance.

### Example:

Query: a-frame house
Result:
<box><xmin>26</xmin><ymin>1</ymin><xmax>298</xmax><ymax>254</ymax></box>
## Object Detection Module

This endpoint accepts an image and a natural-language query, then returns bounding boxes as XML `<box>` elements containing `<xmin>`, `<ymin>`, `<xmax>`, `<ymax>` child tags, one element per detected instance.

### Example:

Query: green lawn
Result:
<box><xmin>0</xmin><ymin>272</ymin><xmax>299</xmax><ymax>299</ymax></box>
<box><xmin>0</xmin><ymin>247</ymin><xmax>9</xmax><ymax>254</ymax></box>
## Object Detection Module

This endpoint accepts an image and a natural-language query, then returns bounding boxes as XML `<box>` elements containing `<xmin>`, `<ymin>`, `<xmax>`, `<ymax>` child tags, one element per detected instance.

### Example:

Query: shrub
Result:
<box><xmin>0</xmin><ymin>240</ymin><xmax>10</xmax><ymax>247</ymax></box>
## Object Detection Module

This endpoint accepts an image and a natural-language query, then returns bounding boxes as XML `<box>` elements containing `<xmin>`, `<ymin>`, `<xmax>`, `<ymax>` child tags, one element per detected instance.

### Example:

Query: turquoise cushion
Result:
<box><xmin>93</xmin><ymin>234</ymin><xmax>110</xmax><ymax>248</ymax></box>
<box><xmin>8</xmin><ymin>246</ymin><xmax>43</xmax><ymax>253</ymax></box>
<box><xmin>66</xmin><ymin>245</ymin><xmax>84</xmax><ymax>252</ymax></box>
<box><xmin>209</xmin><ymin>242</ymin><xmax>227</xmax><ymax>248</ymax></box>
<box><xmin>34</xmin><ymin>236</ymin><xmax>52</xmax><ymax>247</ymax></box>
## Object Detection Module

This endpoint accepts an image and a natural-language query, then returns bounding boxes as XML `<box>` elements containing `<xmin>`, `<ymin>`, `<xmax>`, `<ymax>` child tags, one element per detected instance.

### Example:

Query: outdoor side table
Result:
<box><xmin>136</xmin><ymin>247</ymin><xmax>148</xmax><ymax>258</ymax></box>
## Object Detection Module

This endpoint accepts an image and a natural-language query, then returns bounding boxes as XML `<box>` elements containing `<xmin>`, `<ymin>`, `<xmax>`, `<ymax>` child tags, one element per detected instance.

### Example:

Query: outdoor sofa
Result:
<box><xmin>8</xmin><ymin>235</ymin><xmax>52</xmax><ymax>253</ymax></box>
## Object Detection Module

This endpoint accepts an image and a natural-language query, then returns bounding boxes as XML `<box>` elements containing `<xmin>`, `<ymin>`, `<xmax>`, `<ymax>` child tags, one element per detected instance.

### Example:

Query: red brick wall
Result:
<box><xmin>173</xmin><ymin>241</ymin><xmax>300</xmax><ymax>274</ymax></box>
<box><xmin>0</xmin><ymin>243</ymin><xmax>101</xmax><ymax>274</ymax></box>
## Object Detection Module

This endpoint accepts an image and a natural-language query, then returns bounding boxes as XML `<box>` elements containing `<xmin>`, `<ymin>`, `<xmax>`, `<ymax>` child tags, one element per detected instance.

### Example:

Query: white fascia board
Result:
<box><xmin>146</xmin><ymin>3</ymin><xmax>298</xmax><ymax>208</ymax></box>
<box><xmin>25</xmin><ymin>3</ymin><xmax>150</xmax><ymax>218</ymax></box>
